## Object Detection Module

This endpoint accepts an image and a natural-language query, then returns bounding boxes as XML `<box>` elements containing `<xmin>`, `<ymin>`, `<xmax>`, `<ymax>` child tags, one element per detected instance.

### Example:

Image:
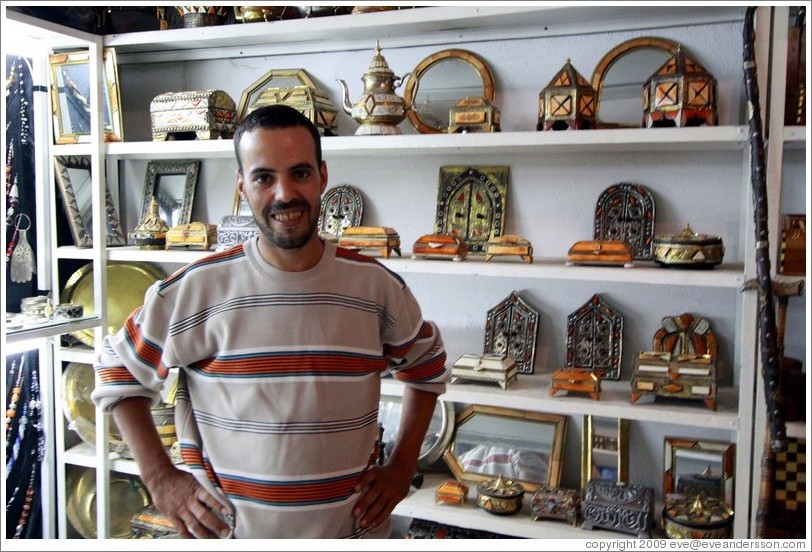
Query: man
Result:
<box><xmin>92</xmin><ymin>105</ymin><xmax>449</xmax><ymax>538</ymax></box>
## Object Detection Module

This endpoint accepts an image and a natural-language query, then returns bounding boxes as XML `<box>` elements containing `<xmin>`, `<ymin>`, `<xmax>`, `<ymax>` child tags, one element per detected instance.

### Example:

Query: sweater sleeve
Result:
<box><xmin>383</xmin><ymin>285</ymin><xmax>450</xmax><ymax>395</ymax></box>
<box><xmin>90</xmin><ymin>282</ymin><xmax>173</xmax><ymax>412</ymax></box>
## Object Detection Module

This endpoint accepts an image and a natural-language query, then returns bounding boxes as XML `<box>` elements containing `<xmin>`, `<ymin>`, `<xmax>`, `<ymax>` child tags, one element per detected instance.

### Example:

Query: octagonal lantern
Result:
<box><xmin>538</xmin><ymin>59</ymin><xmax>597</xmax><ymax>131</ymax></box>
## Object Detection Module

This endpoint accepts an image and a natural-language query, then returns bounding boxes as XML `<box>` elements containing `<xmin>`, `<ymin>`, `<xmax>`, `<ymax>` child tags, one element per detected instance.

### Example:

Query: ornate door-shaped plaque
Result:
<box><xmin>318</xmin><ymin>184</ymin><xmax>363</xmax><ymax>238</ymax></box>
<box><xmin>435</xmin><ymin>166</ymin><xmax>508</xmax><ymax>253</ymax></box>
<box><xmin>566</xmin><ymin>294</ymin><xmax>623</xmax><ymax>380</ymax></box>
<box><xmin>593</xmin><ymin>183</ymin><xmax>655</xmax><ymax>260</ymax></box>
<box><xmin>484</xmin><ymin>291</ymin><xmax>539</xmax><ymax>374</ymax></box>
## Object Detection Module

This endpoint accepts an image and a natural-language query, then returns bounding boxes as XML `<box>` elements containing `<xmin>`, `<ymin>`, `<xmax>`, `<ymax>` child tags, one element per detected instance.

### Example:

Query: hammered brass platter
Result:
<box><xmin>62</xmin><ymin>261</ymin><xmax>166</xmax><ymax>347</ymax></box>
<box><xmin>62</xmin><ymin>362</ymin><xmax>125</xmax><ymax>450</ymax></box>
<box><xmin>66</xmin><ymin>466</ymin><xmax>150</xmax><ymax>539</ymax></box>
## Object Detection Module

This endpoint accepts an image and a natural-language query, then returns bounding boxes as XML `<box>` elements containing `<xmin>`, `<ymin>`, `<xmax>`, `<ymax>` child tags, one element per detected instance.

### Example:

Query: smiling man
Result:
<box><xmin>92</xmin><ymin>105</ymin><xmax>449</xmax><ymax>539</ymax></box>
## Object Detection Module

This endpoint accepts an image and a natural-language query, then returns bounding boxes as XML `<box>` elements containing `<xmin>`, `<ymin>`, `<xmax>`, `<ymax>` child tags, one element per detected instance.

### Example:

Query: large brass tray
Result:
<box><xmin>62</xmin><ymin>362</ymin><xmax>126</xmax><ymax>451</ymax></box>
<box><xmin>66</xmin><ymin>466</ymin><xmax>150</xmax><ymax>539</ymax></box>
<box><xmin>62</xmin><ymin>261</ymin><xmax>166</xmax><ymax>347</ymax></box>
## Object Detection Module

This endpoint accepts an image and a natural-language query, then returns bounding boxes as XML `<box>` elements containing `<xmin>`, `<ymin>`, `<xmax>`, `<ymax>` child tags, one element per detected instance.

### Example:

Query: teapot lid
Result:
<box><xmin>364</xmin><ymin>40</ymin><xmax>395</xmax><ymax>79</ymax></box>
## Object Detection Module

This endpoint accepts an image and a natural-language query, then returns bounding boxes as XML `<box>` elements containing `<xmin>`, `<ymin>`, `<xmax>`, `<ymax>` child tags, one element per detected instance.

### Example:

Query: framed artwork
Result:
<box><xmin>484</xmin><ymin>291</ymin><xmax>539</xmax><ymax>374</ymax></box>
<box><xmin>434</xmin><ymin>166</ymin><xmax>509</xmax><ymax>254</ymax></box>
<box><xmin>664</xmin><ymin>437</ymin><xmax>735</xmax><ymax>506</ymax></box>
<box><xmin>566</xmin><ymin>293</ymin><xmax>624</xmax><ymax>380</ymax></box>
<box><xmin>49</xmin><ymin>48</ymin><xmax>123</xmax><ymax>144</ymax></box>
<box><xmin>593</xmin><ymin>182</ymin><xmax>655</xmax><ymax>260</ymax></box>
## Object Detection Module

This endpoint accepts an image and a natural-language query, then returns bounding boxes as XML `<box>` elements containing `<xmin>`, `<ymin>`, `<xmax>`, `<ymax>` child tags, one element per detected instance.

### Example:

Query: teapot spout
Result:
<box><xmin>335</xmin><ymin>79</ymin><xmax>353</xmax><ymax>115</ymax></box>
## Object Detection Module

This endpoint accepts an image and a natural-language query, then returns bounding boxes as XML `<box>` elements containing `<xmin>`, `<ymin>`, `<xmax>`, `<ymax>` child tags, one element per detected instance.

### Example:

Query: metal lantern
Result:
<box><xmin>538</xmin><ymin>59</ymin><xmax>597</xmax><ymax>130</ymax></box>
<box><xmin>643</xmin><ymin>46</ymin><xmax>718</xmax><ymax>128</ymax></box>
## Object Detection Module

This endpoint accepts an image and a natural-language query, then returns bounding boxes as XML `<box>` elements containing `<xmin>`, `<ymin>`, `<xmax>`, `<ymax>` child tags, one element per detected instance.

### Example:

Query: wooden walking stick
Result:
<box><xmin>742</xmin><ymin>6</ymin><xmax>790</xmax><ymax>538</ymax></box>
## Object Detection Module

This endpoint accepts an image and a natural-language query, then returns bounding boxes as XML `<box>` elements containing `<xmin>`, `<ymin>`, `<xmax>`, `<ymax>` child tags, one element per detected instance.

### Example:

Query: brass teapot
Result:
<box><xmin>337</xmin><ymin>41</ymin><xmax>409</xmax><ymax>135</ymax></box>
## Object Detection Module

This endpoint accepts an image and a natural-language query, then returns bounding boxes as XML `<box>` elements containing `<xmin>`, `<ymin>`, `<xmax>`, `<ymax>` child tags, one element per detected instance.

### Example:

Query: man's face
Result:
<box><xmin>236</xmin><ymin>125</ymin><xmax>327</xmax><ymax>250</ymax></box>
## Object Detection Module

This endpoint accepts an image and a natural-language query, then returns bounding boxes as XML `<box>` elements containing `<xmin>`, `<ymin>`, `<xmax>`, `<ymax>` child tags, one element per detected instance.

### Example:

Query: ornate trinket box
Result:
<box><xmin>411</xmin><ymin>234</ymin><xmax>467</xmax><ymax>261</ymax></box>
<box><xmin>566</xmin><ymin>240</ymin><xmax>634</xmax><ymax>267</ymax></box>
<box><xmin>435</xmin><ymin>480</ymin><xmax>469</xmax><ymax>506</ymax></box>
<box><xmin>653</xmin><ymin>223</ymin><xmax>725</xmax><ymax>269</ymax></box>
<box><xmin>630</xmin><ymin>313</ymin><xmax>719</xmax><ymax>410</ymax></box>
<box><xmin>130</xmin><ymin>504</ymin><xmax>179</xmax><ymax>539</ymax></box>
<box><xmin>150</xmin><ymin>89</ymin><xmax>237</xmax><ymax>141</ymax></box>
<box><xmin>530</xmin><ymin>485</ymin><xmax>581</xmax><ymax>526</ymax></box>
<box><xmin>778</xmin><ymin>214</ymin><xmax>805</xmax><ymax>276</ymax></box>
<box><xmin>662</xmin><ymin>494</ymin><xmax>734</xmax><ymax>539</ymax></box>
<box><xmin>484</xmin><ymin>235</ymin><xmax>533</xmax><ymax>263</ymax></box>
<box><xmin>216</xmin><ymin>215</ymin><xmax>258</xmax><ymax>251</ymax></box>
<box><xmin>644</xmin><ymin>46</ymin><xmax>718</xmax><ymax>128</ymax></box>
<box><xmin>239</xmin><ymin>69</ymin><xmax>338</xmax><ymax>136</ymax></box>
<box><xmin>451</xmin><ymin>353</ymin><xmax>518</xmax><ymax>390</ymax></box>
<box><xmin>550</xmin><ymin>368</ymin><xmax>601</xmax><ymax>400</ymax></box>
<box><xmin>337</xmin><ymin>226</ymin><xmax>401</xmax><ymax>258</ymax></box>
<box><xmin>581</xmin><ymin>479</ymin><xmax>654</xmax><ymax>538</ymax></box>
<box><xmin>166</xmin><ymin>222</ymin><xmax>217</xmax><ymax>251</ymax></box>
<box><xmin>476</xmin><ymin>476</ymin><xmax>525</xmax><ymax>515</ymax></box>
<box><xmin>538</xmin><ymin>59</ymin><xmax>597</xmax><ymax>131</ymax></box>
<box><xmin>448</xmin><ymin>96</ymin><xmax>501</xmax><ymax>133</ymax></box>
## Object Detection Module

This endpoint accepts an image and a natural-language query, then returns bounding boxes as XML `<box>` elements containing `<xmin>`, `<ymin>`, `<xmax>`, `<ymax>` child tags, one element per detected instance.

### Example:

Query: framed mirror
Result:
<box><xmin>139</xmin><ymin>160</ymin><xmax>200</xmax><ymax>229</ymax></box>
<box><xmin>378</xmin><ymin>395</ymin><xmax>455</xmax><ymax>470</ymax></box>
<box><xmin>664</xmin><ymin>437</ymin><xmax>735</xmax><ymax>505</ymax></box>
<box><xmin>404</xmin><ymin>49</ymin><xmax>495</xmax><ymax>134</ymax></box>
<box><xmin>581</xmin><ymin>416</ymin><xmax>629</xmax><ymax>494</ymax></box>
<box><xmin>444</xmin><ymin>405</ymin><xmax>566</xmax><ymax>493</ymax></box>
<box><xmin>590</xmin><ymin>37</ymin><xmax>679</xmax><ymax>128</ymax></box>
<box><xmin>49</xmin><ymin>48</ymin><xmax>123</xmax><ymax>144</ymax></box>
<box><xmin>53</xmin><ymin>155</ymin><xmax>126</xmax><ymax>247</ymax></box>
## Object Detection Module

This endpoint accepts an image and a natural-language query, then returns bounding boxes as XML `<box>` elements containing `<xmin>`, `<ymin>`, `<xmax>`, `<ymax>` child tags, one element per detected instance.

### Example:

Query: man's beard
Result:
<box><xmin>256</xmin><ymin>200</ymin><xmax>320</xmax><ymax>250</ymax></box>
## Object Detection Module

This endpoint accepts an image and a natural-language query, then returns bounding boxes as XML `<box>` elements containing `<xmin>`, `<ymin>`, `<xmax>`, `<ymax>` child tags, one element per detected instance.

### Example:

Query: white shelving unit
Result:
<box><xmin>5</xmin><ymin>4</ymin><xmax>806</xmax><ymax>540</ymax></box>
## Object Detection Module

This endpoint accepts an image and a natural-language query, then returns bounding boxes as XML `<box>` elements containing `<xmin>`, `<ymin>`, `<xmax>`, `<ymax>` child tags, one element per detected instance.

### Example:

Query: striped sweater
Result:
<box><xmin>91</xmin><ymin>238</ymin><xmax>449</xmax><ymax>538</ymax></box>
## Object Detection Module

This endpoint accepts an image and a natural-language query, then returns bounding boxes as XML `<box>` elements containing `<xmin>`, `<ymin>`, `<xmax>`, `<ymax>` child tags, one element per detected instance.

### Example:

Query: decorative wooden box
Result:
<box><xmin>411</xmin><ymin>234</ymin><xmax>467</xmax><ymax>261</ymax></box>
<box><xmin>216</xmin><ymin>215</ymin><xmax>258</xmax><ymax>251</ymax></box>
<box><xmin>448</xmin><ymin>96</ymin><xmax>501</xmax><ymax>133</ymax></box>
<box><xmin>166</xmin><ymin>222</ymin><xmax>217</xmax><ymax>251</ymax></box>
<box><xmin>150</xmin><ymin>89</ymin><xmax>237</xmax><ymax>141</ymax></box>
<box><xmin>337</xmin><ymin>226</ymin><xmax>401</xmax><ymax>258</ymax></box>
<box><xmin>530</xmin><ymin>485</ymin><xmax>581</xmax><ymax>526</ymax></box>
<box><xmin>550</xmin><ymin>368</ymin><xmax>601</xmax><ymax>400</ymax></box>
<box><xmin>130</xmin><ymin>504</ymin><xmax>179</xmax><ymax>539</ymax></box>
<box><xmin>451</xmin><ymin>353</ymin><xmax>518</xmax><ymax>390</ymax></box>
<box><xmin>435</xmin><ymin>480</ymin><xmax>469</xmax><ymax>506</ymax></box>
<box><xmin>566</xmin><ymin>240</ymin><xmax>634</xmax><ymax>267</ymax></box>
<box><xmin>484</xmin><ymin>234</ymin><xmax>533</xmax><ymax>263</ymax></box>
<box><xmin>630</xmin><ymin>351</ymin><xmax>717</xmax><ymax>411</ymax></box>
<box><xmin>581</xmin><ymin>479</ymin><xmax>654</xmax><ymax>538</ymax></box>
<box><xmin>661</xmin><ymin>494</ymin><xmax>734</xmax><ymax>539</ymax></box>
<box><xmin>251</xmin><ymin>84</ymin><xmax>338</xmax><ymax>137</ymax></box>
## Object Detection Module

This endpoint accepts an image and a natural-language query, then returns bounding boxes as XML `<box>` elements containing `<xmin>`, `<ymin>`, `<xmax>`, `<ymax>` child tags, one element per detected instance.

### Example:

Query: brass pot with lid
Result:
<box><xmin>653</xmin><ymin>223</ymin><xmax>725</xmax><ymax>269</ymax></box>
<box><xmin>662</xmin><ymin>493</ymin><xmax>734</xmax><ymax>539</ymax></box>
<box><xmin>476</xmin><ymin>475</ymin><xmax>525</xmax><ymax>515</ymax></box>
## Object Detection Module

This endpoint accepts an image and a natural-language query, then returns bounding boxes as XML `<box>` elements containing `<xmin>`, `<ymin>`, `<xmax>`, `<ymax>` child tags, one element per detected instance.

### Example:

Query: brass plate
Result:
<box><xmin>62</xmin><ymin>362</ymin><xmax>125</xmax><ymax>450</ymax></box>
<box><xmin>62</xmin><ymin>261</ymin><xmax>166</xmax><ymax>346</ymax></box>
<box><xmin>66</xmin><ymin>466</ymin><xmax>150</xmax><ymax>539</ymax></box>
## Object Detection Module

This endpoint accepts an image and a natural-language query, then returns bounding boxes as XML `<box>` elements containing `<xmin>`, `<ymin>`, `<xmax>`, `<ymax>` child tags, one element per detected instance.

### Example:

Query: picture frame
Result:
<box><xmin>664</xmin><ymin>437</ymin><xmax>735</xmax><ymax>506</ymax></box>
<box><xmin>581</xmin><ymin>415</ymin><xmax>629</xmax><ymax>495</ymax></box>
<box><xmin>444</xmin><ymin>405</ymin><xmax>566</xmax><ymax>493</ymax></box>
<box><xmin>53</xmin><ymin>155</ymin><xmax>127</xmax><ymax>247</ymax></box>
<box><xmin>48</xmin><ymin>48</ymin><xmax>124</xmax><ymax>144</ymax></box>
<box><xmin>138</xmin><ymin>160</ymin><xmax>201</xmax><ymax>230</ymax></box>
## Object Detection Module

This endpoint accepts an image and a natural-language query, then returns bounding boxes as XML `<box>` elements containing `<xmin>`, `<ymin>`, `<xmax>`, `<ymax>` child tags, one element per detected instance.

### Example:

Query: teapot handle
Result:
<box><xmin>393</xmin><ymin>72</ymin><xmax>411</xmax><ymax>90</ymax></box>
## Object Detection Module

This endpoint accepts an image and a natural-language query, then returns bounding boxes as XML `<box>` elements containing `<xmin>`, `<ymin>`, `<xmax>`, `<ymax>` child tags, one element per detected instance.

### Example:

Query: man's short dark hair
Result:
<box><xmin>233</xmin><ymin>105</ymin><xmax>322</xmax><ymax>173</ymax></box>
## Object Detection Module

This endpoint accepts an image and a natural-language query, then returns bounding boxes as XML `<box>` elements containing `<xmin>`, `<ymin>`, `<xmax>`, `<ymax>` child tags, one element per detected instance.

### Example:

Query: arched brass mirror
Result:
<box><xmin>404</xmin><ymin>49</ymin><xmax>495</xmax><ymax>134</ymax></box>
<box><xmin>590</xmin><ymin>37</ymin><xmax>679</xmax><ymax>128</ymax></box>
<box><xmin>444</xmin><ymin>405</ymin><xmax>565</xmax><ymax>493</ymax></box>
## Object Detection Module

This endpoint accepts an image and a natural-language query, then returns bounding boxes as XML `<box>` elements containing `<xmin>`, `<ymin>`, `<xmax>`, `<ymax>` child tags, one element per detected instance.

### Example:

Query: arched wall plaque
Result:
<box><xmin>484</xmin><ymin>291</ymin><xmax>539</xmax><ymax>374</ymax></box>
<box><xmin>566</xmin><ymin>293</ymin><xmax>624</xmax><ymax>380</ymax></box>
<box><xmin>434</xmin><ymin>166</ymin><xmax>508</xmax><ymax>254</ymax></box>
<box><xmin>318</xmin><ymin>184</ymin><xmax>364</xmax><ymax>238</ymax></box>
<box><xmin>594</xmin><ymin>182</ymin><xmax>656</xmax><ymax>261</ymax></box>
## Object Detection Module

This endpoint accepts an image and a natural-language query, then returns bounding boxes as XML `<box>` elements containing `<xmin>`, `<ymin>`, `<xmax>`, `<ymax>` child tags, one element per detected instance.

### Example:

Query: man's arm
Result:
<box><xmin>112</xmin><ymin>397</ymin><xmax>232</xmax><ymax>539</ymax></box>
<box><xmin>351</xmin><ymin>385</ymin><xmax>439</xmax><ymax>530</ymax></box>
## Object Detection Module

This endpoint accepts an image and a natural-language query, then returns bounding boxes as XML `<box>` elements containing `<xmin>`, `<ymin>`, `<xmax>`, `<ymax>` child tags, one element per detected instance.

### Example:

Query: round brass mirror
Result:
<box><xmin>404</xmin><ymin>49</ymin><xmax>495</xmax><ymax>134</ymax></box>
<box><xmin>590</xmin><ymin>37</ymin><xmax>679</xmax><ymax>128</ymax></box>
